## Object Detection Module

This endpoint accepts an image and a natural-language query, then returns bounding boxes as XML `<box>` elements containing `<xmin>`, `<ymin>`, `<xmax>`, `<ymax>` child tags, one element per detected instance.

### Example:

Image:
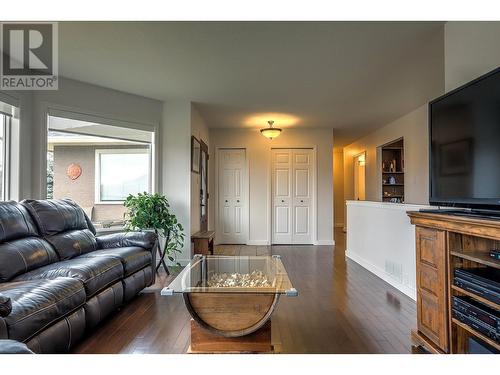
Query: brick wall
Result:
<box><xmin>53</xmin><ymin>144</ymin><xmax>148</xmax><ymax>222</ymax></box>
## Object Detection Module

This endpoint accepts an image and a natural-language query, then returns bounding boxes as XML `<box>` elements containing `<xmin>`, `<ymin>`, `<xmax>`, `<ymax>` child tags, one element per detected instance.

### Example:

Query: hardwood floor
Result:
<box><xmin>72</xmin><ymin>231</ymin><xmax>417</xmax><ymax>354</ymax></box>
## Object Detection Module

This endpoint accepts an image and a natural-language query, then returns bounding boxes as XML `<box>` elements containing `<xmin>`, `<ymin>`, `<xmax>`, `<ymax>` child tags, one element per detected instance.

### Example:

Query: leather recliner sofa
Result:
<box><xmin>0</xmin><ymin>199</ymin><xmax>158</xmax><ymax>353</ymax></box>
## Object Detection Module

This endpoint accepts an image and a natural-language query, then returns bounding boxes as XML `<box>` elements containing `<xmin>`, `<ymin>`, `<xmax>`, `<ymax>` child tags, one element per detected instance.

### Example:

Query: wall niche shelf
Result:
<box><xmin>380</xmin><ymin>138</ymin><xmax>404</xmax><ymax>203</ymax></box>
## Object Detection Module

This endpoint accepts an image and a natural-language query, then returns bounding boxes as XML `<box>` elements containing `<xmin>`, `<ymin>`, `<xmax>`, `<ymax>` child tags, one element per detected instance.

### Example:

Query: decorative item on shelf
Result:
<box><xmin>382</xmin><ymin>178</ymin><xmax>387</xmax><ymax>184</ymax></box>
<box><xmin>384</xmin><ymin>191</ymin><xmax>390</xmax><ymax>197</ymax></box>
<box><xmin>124</xmin><ymin>192</ymin><xmax>185</xmax><ymax>275</ymax></box>
<box><xmin>66</xmin><ymin>163</ymin><xmax>82</xmax><ymax>180</ymax></box>
<box><xmin>260</xmin><ymin>120</ymin><xmax>282</xmax><ymax>140</ymax></box>
<box><xmin>389</xmin><ymin>159</ymin><xmax>396</xmax><ymax>172</ymax></box>
<box><xmin>191</xmin><ymin>136</ymin><xmax>201</xmax><ymax>173</ymax></box>
<box><xmin>388</xmin><ymin>176</ymin><xmax>396</xmax><ymax>185</ymax></box>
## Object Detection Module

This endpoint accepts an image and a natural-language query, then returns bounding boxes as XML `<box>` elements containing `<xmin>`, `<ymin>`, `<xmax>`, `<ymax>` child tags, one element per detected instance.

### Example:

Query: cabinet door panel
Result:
<box><xmin>415</xmin><ymin>226</ymin><xmax>448</xmax><ymax>352</ymax></box>
<box><xmin>417</xmin><ymin>227</ymin><xmax>445</xmax><ymax>267</ymax></box>
<box><xmin>419</xmin><ymin>262</ymin><xmax>440</xmax><ymax>295</ymax></box>
<box><xmin>418</xmin><ymin>290</ymin><xmax>443</xmax><ymax>345</ymax></box>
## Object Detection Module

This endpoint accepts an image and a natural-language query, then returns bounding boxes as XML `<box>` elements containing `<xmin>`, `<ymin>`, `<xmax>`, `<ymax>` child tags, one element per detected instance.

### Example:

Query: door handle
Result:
<box><xmin>281</xmin><ymin>200</ymin><xmax>285</xmax><ymax>203</ymax></box>
<box><xmin>300</xmin><ymin>200</ymin><xmax>304</xmax><ymax>203</ymax></box>
<box><xmin>237</xmin><ymin>200</ymin><xmax>240</xmax><ymax>203</ymax></box>
<box><xmin>225</xmin><ymin>200</ymin><xmax>228</xmax><ymax>203</ymax></box>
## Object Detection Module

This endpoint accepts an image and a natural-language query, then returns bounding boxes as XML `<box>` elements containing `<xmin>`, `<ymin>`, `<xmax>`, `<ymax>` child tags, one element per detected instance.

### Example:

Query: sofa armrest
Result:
<box><xmin>0</xmin><ymin>294</ymin><xmax>12</xmax><ymax>318</ymax></box>
<box><xmin>0</xmin><ymin>340</ymin><xmax>33</xmax><ymax>354</ymax></box>
<box><xmin>96</xmin><ymin>231</ymin><xmax>158</xmax><ymax>252</ymax></box>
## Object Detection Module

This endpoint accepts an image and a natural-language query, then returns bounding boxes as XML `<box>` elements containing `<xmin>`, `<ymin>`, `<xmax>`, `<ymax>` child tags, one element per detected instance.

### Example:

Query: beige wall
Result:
<box><xmin>333</xmin><ymin>149</ymin><xmax>344</xmax><ymax>228</ymax></box>
<box><xmin>30</xmin><ymin>78</ymin><xmax>163</xmax><ymax>199</ymax></box>
<box><xmin>343</xmin><ymin>105</ymin><xmax>430</xmax><ymax>207</ymax></box>
<box><xmin>445</xmin><ymin>22</ymin><xmax>500</xmax><ymax>92</ymax></box>
<box><xmin>208</xmin><ymin>127</ymin><xmax>334</xmax><ymax>245</ymax></box>
<box><xmin>161</xmin><ymin>100</ymin><xmax>192</xmax><ymax>263</ymax></box>
<box><xmin>190</xmin><ymin>105</ymin><xmax>210</xmax><ymax>234</ymax></box>
<box><xmin>342</xmin><ymin>22</ymin><xmax>500</xmax><ymax>211</ymax></box>
<box><xmin>53</xmin><ymin>145</ymin><xmax>148</xmax><ymax>222</ymax></box>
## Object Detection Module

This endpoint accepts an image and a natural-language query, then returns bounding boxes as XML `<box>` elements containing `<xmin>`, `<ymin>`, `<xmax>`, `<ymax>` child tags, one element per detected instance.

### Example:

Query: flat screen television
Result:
<box><xmin>429</xmin><ymin>67</ymin><xmax>500</xmax><ymax>211</ymax></box>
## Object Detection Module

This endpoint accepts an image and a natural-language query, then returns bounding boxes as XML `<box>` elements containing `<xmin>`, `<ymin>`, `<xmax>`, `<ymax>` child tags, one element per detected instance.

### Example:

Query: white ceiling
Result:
<box><xmin>58</xmin><ymin>22</ymin><xmax>445</xmax><ymax>147</ymax></box>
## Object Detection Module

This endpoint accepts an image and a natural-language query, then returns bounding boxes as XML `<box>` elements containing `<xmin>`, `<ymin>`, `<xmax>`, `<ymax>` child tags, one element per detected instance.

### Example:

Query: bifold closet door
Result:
<box><xmin>218</xmin><ymin>149</ymin><xmax>247</xmax><ymax>244</ymax></box>
<box><xmin>272</xmin><ymin>149</ymin><xmax>313</xmax><ymax>244</ymax></box>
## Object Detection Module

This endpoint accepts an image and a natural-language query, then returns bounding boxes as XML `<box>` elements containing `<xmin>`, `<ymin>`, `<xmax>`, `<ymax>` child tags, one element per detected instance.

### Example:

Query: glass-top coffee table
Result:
<box><xmin>161</xmin><ymin>254</ymin><xmax>297</xmax><ymax>353</ymax></box>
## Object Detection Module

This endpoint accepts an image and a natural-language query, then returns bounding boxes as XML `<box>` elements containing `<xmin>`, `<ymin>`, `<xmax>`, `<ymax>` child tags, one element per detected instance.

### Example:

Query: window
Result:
<box><xmin>0</xmin><ymin>112</ymin><xmax>11</xmax><ymax>201</ymax></box>
<box><xmin>47</xmin><ymin>114</ymin><xmax>155</xmax><ymax>224</ymax></box>
<box><xmin>96</xmin><ymin>149</ymin><xmax>151</xmax><ymax>202</ymax></box>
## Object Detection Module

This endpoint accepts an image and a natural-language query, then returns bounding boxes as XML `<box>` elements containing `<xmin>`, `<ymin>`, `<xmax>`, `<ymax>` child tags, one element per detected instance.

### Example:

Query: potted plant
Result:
<box><xmin>124</xmin><ymin>192</ymin><xmax>185</xmax><ymax>275</ymax></box>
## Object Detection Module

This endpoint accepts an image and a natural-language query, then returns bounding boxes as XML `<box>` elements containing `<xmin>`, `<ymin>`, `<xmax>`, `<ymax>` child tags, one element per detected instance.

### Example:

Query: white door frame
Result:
<box><xmin>268</xmin><ymin>146</ymin><xmax>317</xmax><ymax>245</ymax></box>
<box><xmin>214</xmin><ymin>147</ymin><xmax>249</xmax><ymax>245</ymax></box>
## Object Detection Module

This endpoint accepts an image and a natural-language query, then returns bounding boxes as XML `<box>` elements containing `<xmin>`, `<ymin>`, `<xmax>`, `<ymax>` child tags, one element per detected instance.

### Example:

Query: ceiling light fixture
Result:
<box><xmin>260</xmin><ymin>120</ymin><xmax>282</xmax><ymax>140</ymax></box>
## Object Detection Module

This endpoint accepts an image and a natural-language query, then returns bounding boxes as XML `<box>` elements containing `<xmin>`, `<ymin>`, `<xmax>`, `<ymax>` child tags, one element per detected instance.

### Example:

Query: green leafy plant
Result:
<box><xmin>124</xmin><ymin>192</ymin><xmax>185</xmax><ymax>268</ymax></box>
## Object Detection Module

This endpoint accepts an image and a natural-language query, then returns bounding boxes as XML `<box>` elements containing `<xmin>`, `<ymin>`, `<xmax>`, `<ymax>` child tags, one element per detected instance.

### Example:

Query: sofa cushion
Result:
<box><xmin>21</xmin><ymin>199</ymin><xmax>97</xmax><ymax>260</ymax></box>
<box><xmin>0</xmin><ymin>238</ymin><xmax>59</xmax><ymax>282</ymax></box>
<box><xmin>96</xmin><ymin>231</ymin><xmax>158</xmax><ymax>252</ymax></box>
<box><xmin>21</xmin><ymin>199</ymin><xmax>90</xmax><ymax>236</ymax></box>
<box><xmin>13</xmin><ymin>257</ymin><xmax>124</xmax><ymax>297</ymax></box>
<box><xmin>0</xmin><ymin>201</ymin><xmax>39</xmax><ymax>242</ymax></box>
<box><xmin>80</xmin><ymin>247</ymin><xmax>152</xmax><ymax>277</ymax></box>
<box><xmin>0</xmin><ymin>278</ymin><xmax>85</xmax><ymax>342</ymax></box>
<box><xmin>46</xmin><ymin>229</ymin><xmax>98</xmax><ymax>260</ymax></box>
<box><xmin>0</xmin><ymin>202</ymin><xmax>59</xmax><ymax>282</ymax></box>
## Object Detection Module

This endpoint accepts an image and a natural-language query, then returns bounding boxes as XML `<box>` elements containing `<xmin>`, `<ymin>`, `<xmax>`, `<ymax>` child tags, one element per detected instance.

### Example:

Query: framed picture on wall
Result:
<box><xmin>191</xmin><ymin>136</ymin><xmax>201</xmax><ymax>173</ymax></box>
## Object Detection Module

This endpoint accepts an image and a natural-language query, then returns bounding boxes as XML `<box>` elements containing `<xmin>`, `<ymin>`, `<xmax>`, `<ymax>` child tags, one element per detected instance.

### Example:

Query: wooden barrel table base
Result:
<box><xmin>184</xmin><ymin>292</ymin><xmax>280</xmax><ymax>338</ymax></box>
<box><xmin>161</xmin><ymin>255</ymin><xmax>296</xmax><ymax>354</ymax></box>
<box><xmin>189</xmin><ymin>319</ymin><xmax>278</xmax><ymax>353</ymax></box>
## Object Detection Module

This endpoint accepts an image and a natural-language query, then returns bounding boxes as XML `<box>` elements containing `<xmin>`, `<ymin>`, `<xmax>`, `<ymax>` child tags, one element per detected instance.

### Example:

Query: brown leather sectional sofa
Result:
<box><xmin>0</xmin><ymin>199</ymin><xmax>158</xmax><ymax>353</ymax></box>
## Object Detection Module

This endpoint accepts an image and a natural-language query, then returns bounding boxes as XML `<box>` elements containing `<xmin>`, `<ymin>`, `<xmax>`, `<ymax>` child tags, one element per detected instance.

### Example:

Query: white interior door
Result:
<box><xmin>218</xmin><ymin>149</ymin><xmax>247</xmax><ymax>244</ymax></box>
<box><xmin>272</xmin><ymin>149</ymin><xmax>314</xmax><ymax>244</ymax></box>
<box><xmin>272</xmin><ymin>150</ymin><xmax>293</xmax><ymax>243</ymax></box>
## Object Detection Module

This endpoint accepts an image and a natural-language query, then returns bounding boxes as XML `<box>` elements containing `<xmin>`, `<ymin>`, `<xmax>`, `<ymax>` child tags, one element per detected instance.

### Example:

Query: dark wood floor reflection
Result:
<box><xmin>72</xmin><ymin>230</ymin><xmax>416</xmax><ymax>353</ymax></box>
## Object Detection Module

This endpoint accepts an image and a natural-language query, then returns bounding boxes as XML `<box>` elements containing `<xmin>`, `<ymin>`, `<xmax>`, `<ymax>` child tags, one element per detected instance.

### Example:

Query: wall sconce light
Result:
<box><xmin>357</xmin><ymin>154</ymin><xmax>366</xmax><ymax>166</ymax></box>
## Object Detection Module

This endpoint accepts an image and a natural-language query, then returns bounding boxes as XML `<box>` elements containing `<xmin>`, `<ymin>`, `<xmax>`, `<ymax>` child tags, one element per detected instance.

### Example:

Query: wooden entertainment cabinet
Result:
<box><xmin>407</xmin><ymin>211</ymin><xmax>500</xmax><ymax>354</ymax></box>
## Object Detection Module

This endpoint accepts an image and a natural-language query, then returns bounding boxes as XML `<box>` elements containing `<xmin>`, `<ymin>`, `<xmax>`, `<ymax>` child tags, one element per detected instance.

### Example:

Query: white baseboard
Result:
<box><xmin>346</xmin><ymin>250</ymin><xmax>416</xmax><ymax>301</ymax></box>
<box><xmin>246</xmin><ymin>240</ymin><xmax>270</xmax><ymax>246</ymax></box>
<box><xmin>315</xmin><ymin>240</ymin><xmax>335</xmax><ymax>246</ymax></box>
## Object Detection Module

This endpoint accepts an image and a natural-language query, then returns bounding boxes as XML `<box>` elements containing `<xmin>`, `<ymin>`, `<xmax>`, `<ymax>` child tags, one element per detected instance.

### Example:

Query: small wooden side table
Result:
<box><xmin>191</xmin><ymin>230</ymin><xmax>215</xmax><ymax>255</ymax></box>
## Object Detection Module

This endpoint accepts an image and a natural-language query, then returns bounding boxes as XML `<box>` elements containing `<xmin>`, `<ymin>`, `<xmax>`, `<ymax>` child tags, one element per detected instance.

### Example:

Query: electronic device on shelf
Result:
<box><xmin>468</xmin><ymin>337</ymin><xmax>499</xmax><ymax>354</ymax></box>
<box><xmin>453</xmin><ymin>268</ymin><xmax>500</xmax><ymax>305</ymax></box>
<box><xmin>453</xmin><ymin>310</ymin><xmax>499</xmax><ymax>343</ymax></box>
<box><xmin>490</xmin><ymin>250</ymin><xmax>500</xmax><ymax>261</ymax></box>
<box><xmin>452</xmin><ymin>296</ymin><xmax>499</xmax><ymax>333</ymax></box>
